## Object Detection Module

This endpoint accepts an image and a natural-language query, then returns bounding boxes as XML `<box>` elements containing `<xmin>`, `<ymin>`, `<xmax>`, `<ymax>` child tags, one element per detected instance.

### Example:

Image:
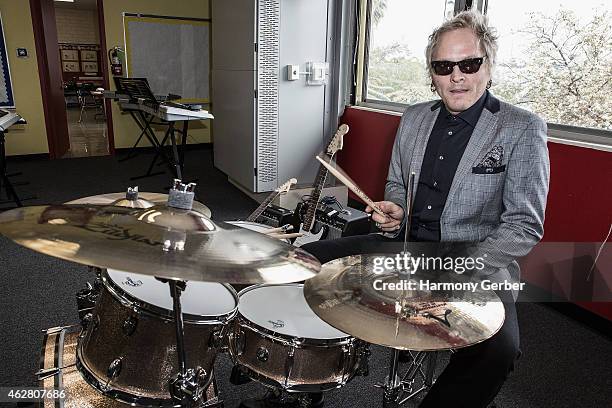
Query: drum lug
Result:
<box><xmin>283</xmin><ymin>346</ymin><xmax>296</xmax><ymax>388</ymax></box>
<box><xmin>122</xmin><ymin>315</ymin><xmax>138</xmax><ymax>336</ymax></box>
<box><xmin>107</xmin><ymin>357</ymin><xmax>123</xmax><ymax>381</ymax></box>
<box><xmin>209</xmin><ymin>328</ymin><xmax>223</xmax><ymax>350</ymax></box>
<box><xmin>256</xmin><ymin>347</ymin><xmax>269</xmax><ymax>363</ymax></box>
<box><xmin>231</xmin><ymin>330</ymin><xmax>245</xmax><ymax>356</ymax></box>
<box><xmin>356</xmin><ymin>342</ymin><xmax>371</xmax><ymax>377</ymax></box>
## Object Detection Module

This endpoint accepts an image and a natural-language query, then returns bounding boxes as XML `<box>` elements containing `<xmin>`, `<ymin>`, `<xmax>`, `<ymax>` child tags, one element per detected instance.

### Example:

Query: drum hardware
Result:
<box><xmin>106</xmin><ymin>357</ymin><xmax>124</xmax><ymax>386</ymax></box>
<box><xmin>35</xmin><ymin>364</ymin><xmax>76</xmax><ymax>380</ymax></box>
<box><xmin>65</xmin><ymin>189</ymin><xmax>212</xmax><ymax>218</ymax></box>
<box><xmin>256</xmin><ymin>347</ymin><xmax>270</xmax><ymax>362</ymax></box>
<box><xmin>121</xmin><ymin>315</ymin><xmax>138</xmax><ymax>336</ymax></box>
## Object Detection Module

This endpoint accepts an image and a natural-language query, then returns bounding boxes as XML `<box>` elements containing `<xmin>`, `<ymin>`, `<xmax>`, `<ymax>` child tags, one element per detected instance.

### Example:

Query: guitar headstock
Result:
<box><xmin>325</xmin><ymin>124</ymin><xmax>349</xmax><ymax>156</ymax></box>
<box><xmin>276</xmin><ymin>178</ymin><xmax>297</xmax><ymax>194</ymax></box>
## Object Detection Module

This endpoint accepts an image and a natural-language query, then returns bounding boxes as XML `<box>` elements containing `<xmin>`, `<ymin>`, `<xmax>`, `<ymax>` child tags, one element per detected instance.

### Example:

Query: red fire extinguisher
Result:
<box><xmin>108</xmin><ymin>47</ymin><xmax>123</xmax><ymax>76</ymax></box>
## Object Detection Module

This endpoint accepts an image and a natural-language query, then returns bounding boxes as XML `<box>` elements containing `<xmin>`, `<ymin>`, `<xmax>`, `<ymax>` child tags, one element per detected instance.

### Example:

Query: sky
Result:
<box><xmin>371</xmin><ymin>0</ymin><xmax>609</xmax><ymax>62</ymax></box>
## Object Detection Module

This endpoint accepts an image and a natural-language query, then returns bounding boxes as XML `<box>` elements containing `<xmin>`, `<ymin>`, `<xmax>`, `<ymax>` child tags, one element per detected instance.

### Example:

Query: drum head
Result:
<box><xmin>106</xmin><ymin>269</ymin><xmax>237</xmax><ymax>317</ymax></box>
<box><xmin>239</xmin><ymin>284</ymin><xmax>348</xmax><ymax>339</ymax></box>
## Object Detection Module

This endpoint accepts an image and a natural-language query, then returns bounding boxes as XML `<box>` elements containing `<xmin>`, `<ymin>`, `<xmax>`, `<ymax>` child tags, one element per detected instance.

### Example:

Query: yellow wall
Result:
<box><xmin>103</xmin><ymin>0</ymin><xmax>211</xmax><ymax>148</ymax></box>
<box><xmin>0</xmin><ymin>0</ymin><xmax>49</xmax><ymax>156</ymax></box>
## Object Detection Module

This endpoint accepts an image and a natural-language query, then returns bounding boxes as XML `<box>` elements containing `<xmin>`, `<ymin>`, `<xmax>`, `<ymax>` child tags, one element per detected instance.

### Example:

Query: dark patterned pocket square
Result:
<box><xmin>475</xmin><ymin>145</ymin><xmax>504</xmax><ymax>168</ymax></box>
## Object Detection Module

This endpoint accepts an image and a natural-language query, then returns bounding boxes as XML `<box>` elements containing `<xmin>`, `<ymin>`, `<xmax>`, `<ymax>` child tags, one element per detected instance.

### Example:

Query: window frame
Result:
<box><xmin>351</xmin><ymin>0</ymin><xmax>612</xmax><ymax>146</ymax></box>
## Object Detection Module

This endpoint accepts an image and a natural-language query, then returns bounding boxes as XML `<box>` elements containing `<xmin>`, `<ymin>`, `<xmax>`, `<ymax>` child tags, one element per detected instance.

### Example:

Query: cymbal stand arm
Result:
<box><xmin>170</xmin><ymin>280</ymin><xmax>188</xmax><ymax>376</ymax></box>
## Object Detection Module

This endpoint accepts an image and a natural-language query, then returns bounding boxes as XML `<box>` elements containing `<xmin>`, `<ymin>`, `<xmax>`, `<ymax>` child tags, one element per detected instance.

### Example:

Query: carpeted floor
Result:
<box><xmin>0</xmin><ymin>148</ymin><xmax>610</xmax><ymax>408</ymax></box>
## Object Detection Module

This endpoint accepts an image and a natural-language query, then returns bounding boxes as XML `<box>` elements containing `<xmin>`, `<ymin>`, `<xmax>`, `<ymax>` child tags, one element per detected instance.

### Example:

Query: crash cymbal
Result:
<box><xmin>66</xmin><ymin>192</ymin><xmax>212</xmax><ymax>218</ymax></box>
<box><xmin>304</xmin><ymin>254</ymin><xmax>505</xmax><ymax>351</ymax></box>
<box><xmin>0</xmin><ymin>204</ymin><xmax>319</xmax><ymax>284</ymax></box>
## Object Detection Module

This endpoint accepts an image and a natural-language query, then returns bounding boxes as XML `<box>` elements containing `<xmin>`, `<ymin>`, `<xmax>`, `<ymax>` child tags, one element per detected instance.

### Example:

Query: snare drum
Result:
<box><xmin>228</xmin><ymin>284</ymin><xmax>366</xmax><ymax>392</ymax></box>
<box><xmin>77</xmin><ymin>269</ymin><xmax>237</xmax><ymax>405</ymax></box>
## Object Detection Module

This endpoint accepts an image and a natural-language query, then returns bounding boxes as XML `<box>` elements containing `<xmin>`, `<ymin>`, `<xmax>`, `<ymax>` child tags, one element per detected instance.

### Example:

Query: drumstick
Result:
<box><xmin>262</xmin><ymin>224</ymin><xmax>294</xmax><ymax>234</ymax></box>
<box><xmin>268</xmin><ymin>232</ymin><xmax>304</xmax><ymax>239</ymax></box>
<box><xmin>316</xmin><ymin>155</ymin><xmax>387</xmax><ymax>218</ymax></box>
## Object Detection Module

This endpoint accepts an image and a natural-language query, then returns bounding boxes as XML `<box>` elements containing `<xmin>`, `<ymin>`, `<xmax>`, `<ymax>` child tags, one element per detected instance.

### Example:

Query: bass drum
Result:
<box><xmin>226</xmin><ymin>221</ymin><xmax>290</xmax><ymax>243</ymax></box>
<box><xmin>38</xmin><ymin>327</ymin><xmax>221</xmax><ymax>408</ymax></box>
<box><xmin>77</xmin><ymin>269</ymin><xmax>237</xmax><ymax>406</ymax></box>
<box><xmin>228</xmin><ymin>284</ymin><xmax>367</xmax><ymax>392</ymax></box>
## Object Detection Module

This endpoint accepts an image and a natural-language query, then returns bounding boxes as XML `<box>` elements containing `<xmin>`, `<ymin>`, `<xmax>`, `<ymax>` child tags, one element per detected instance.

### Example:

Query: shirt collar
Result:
<box><xmin>450</xmin><ymin>91</ymin><xmax>488</xmax><ymax>127</ymax></box>
<box><xmin>430</xmin><ymin>90</ymin><xmax>500</xmax><ymax>119</ymax></box>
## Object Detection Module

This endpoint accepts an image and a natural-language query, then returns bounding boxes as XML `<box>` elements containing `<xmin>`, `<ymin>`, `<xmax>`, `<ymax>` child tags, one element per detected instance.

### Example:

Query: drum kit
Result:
<box><xmin>0</xmin><ymin>181</ymin><xmax>506</xmax><ymax>408</ymax></box>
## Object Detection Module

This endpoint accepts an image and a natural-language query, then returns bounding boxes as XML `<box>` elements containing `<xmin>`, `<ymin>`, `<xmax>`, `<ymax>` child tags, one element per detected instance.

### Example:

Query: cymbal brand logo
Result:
<box><xmin>78</xmin><ymin>223</ymin><xmax>161</xmax><ymax>246</ymax></box>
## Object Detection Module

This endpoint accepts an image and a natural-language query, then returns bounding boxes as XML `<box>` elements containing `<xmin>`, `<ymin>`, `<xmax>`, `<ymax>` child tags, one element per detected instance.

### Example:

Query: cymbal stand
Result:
<box><xmin>377</xmin><ymin>349</ymin><xmax>437</xmax><ymax>407</ymax></box>
<box><xmin>167</xmin><ymin>279</ymin><xmax>209</xmax><ymax>407</ymax></box>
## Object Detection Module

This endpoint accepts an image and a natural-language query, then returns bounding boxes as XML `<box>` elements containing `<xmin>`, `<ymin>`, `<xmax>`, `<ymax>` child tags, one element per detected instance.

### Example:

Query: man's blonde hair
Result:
<box><xmin>425</xmin><ymin>10</ymin><xmax>498</xmax><ymax>78</ymax></box>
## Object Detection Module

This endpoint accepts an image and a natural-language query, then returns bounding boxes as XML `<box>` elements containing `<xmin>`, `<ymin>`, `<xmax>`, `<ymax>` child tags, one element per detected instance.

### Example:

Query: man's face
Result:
<box><xmin>431</xmin><ymin>28</ymin><xmax>491</xmax><ymax>115</ymax></box>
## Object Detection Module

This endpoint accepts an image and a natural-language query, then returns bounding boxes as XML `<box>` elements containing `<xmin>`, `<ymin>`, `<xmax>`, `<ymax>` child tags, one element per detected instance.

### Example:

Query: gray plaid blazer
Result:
<box><xmin>385</xmin><ymin>93</ymin><xmax>550</xmax><ymax>289</ymax></box>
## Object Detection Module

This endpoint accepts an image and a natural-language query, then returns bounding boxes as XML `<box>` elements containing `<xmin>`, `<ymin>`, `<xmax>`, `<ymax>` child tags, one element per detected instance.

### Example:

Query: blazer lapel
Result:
<box><xmin>407</xmin><ymin>104</ymin><xmax>440</xmax><ymax>194</ymax></box>
<box><xmin>445</xmin><ymin>107</ymin><xmax>500</xmax><ymax>207</ymax></box>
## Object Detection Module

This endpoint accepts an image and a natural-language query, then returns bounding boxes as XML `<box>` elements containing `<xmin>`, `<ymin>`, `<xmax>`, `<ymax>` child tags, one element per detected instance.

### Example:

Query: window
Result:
<box><xmin>356</xmin><ymin>0</ymin><xmax>611</xmax><ymax>136</ymax></box>
<box><xmin>487</xmin><ymin>0</ymin><xmax>611</xmax><ymax>131</ymax></box>
<box><xmin>358</xmin><ymin>0</ymin><xmax>455</xmax><ymax>108</ymax></box>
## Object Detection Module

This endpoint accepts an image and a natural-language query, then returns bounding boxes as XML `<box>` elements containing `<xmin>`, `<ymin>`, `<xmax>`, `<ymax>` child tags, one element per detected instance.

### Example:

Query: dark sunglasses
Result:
<box><xmin>431</xmin><ymin>57</ymin><xmax>485</xmax><ymax>75</ymax></box>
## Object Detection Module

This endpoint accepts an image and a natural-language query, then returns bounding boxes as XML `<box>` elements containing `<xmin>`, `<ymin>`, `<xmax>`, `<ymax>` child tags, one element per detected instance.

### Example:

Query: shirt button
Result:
<box><xmin>439</xmin><ymin>155</ymin><xmax>444</xmax><ymax>160</ymax></box>
<box><xmin>448</xmin><ymin>131</ymin><xmax>453</xmax><ymax>135</ymax></box>
<box><xmin>427</xmin><ymin>205</ymin><xmax>432</xmax><ymax>210</ymax></box>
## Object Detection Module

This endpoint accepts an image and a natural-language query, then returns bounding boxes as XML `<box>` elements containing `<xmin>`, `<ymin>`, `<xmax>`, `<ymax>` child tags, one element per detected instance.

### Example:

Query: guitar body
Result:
<box><xmin>292</xmin><ymin>124</ymin><xmax>349</xmax><ymax>247</ymax></box>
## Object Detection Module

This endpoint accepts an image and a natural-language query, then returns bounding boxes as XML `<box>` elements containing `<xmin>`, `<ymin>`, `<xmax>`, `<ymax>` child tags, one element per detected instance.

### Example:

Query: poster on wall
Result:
<box><xmin>0</xmin><ymin>12</ymin><xmax>15</xmax><ymax>108</ymax></box>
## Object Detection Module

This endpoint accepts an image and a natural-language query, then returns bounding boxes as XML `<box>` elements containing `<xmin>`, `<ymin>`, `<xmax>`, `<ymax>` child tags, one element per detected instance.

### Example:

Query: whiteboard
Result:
<box><xmin>123</xmin><ymin>14</ymin><xmax>210</xmax><ymax>103</ymax></box>
<box><xmin>0</xmin><ymin>12</ymin><xmax>14</xmax><ymax>108</ymax></box>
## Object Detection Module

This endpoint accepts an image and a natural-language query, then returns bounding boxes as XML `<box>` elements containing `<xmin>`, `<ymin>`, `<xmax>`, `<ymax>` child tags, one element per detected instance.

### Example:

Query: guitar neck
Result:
<box><xmin>302</xmin><ymin>155</ymin><xmax>332</xmax><ymax>232</ymax></box>
<box><xmin>245</xmin><ymin>191</ymin><xmax>280</xmax><ymax>223</ymax></box>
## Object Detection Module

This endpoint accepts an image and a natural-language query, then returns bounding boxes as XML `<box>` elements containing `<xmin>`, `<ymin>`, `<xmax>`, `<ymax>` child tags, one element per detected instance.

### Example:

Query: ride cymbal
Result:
<box><xmin>304</xmin><ymin>254</ymin><xmax>505</xmax><ymax>351</ymax></box>
<box><xmin>0</xmin><ymin>204</ymin><xmax>319</xmax><ymax>284</ymax></box>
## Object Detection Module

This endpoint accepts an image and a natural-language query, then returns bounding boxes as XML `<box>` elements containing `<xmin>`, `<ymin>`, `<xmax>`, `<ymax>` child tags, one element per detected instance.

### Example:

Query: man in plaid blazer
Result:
<box><xmin>302</xmin><ymin>10</ymin><xmax>549</xmax><ymax>408</ymax></box>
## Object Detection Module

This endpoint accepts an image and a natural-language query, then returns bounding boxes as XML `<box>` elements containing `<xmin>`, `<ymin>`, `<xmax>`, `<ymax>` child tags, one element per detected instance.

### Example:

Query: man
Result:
<box><xmin>302</xmin><ymin>9</ymin><xmax>549</xmax><ymax>408</ymax></box>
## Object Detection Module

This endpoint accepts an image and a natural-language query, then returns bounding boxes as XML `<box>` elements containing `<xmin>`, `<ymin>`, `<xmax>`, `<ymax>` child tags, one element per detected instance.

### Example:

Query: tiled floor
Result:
<box><xmin>64</xmin><ymin>106</ymin><xmax>109</xmax><ymax>158</ymax></box>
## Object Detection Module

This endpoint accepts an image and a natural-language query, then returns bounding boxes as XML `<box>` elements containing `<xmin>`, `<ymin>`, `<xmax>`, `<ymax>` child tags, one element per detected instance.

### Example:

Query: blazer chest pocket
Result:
<box><xmin>472</xmin><ymin>165</ymin><xmax>506</xmax><ymax>174</ymax></box>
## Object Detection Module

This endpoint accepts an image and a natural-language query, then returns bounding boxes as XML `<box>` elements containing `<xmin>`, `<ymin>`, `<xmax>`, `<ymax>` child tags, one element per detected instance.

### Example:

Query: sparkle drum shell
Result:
<box><xmin>228</xmin><ymin>284</ymin><xmax>364</xmax><ymax>392</ymax></box>
<box><xmin>38</xmin><ymin>328</ymin><xmax>220</xmax><ymax>408</ymax></box>
<box><xmin>77</xmin><ymin>269</ymin><xmax>237</xmax><ymax>405</ymax></box>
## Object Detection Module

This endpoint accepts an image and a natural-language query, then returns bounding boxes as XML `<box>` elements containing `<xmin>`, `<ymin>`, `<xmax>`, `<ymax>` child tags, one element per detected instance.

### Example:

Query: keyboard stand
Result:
<box><xmin>0</xmin><ymin>129</ymin><xmax>35</xmax><ymax>209</ymax></box>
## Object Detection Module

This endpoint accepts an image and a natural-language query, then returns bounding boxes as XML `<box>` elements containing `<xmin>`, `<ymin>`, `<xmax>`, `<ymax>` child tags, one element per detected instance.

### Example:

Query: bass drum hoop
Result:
<box><xmin>236</xmin><ymin>283</ymin><xmax>353</xmax><ymax>347</ymax></box>
<box><xmin>101</xmin><ymin>269</ymin><xmax>238</xmax><ymax>325</ymax></box>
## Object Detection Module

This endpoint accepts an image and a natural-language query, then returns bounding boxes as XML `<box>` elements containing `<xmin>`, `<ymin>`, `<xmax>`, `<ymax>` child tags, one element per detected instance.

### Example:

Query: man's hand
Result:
<box><xmin>365</xmin><ymin>201</ymin><xmax>404</xmax><ymax>232</ymax></box>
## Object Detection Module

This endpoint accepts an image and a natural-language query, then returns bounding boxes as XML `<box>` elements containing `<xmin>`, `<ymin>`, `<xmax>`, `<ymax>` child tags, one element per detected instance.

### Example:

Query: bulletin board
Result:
<box><xmin>0</xmin><ymin>12</ymin><xmax>15</xmax><ymax>108</ymax></box>
<box><xmin>123</xmin><ymin>14</ymin><xmax>210</xmax><ymax>103</ymax></box>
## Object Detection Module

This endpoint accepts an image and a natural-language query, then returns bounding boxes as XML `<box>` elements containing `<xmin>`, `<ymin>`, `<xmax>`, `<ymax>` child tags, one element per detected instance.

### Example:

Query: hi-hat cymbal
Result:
<box><xmin>304</xmin><ymin>254</ymin><xmax>505</xmax><ymax>351</ymax></box>
<box><xmin>66</xmin><ymin>192</ymin><xmax>212</xmax><ymax>218</ymax></box>
<box><xmin>0</xmin><ymin>204</ymin><xmax>319</xmax><ymax>284</ymax></box>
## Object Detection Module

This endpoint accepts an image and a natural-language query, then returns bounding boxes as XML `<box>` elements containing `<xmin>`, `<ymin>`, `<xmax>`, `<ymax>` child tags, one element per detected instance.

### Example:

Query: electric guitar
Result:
<box><xmin>245</xmin><ymin>178</ymin><xmax>297</xmax><ymax>223</ymax></box>
<box><xmin>293</xmin><ymin>124</ymin><xmax>349</xmax><ymax>247</ymax></box>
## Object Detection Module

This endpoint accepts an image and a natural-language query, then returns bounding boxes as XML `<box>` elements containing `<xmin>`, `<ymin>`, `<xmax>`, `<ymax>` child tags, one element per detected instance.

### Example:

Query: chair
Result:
<box><xmin>77</xmin><ymin>83</ymin><xmax>104</xmax><ymax>123</ymax></box>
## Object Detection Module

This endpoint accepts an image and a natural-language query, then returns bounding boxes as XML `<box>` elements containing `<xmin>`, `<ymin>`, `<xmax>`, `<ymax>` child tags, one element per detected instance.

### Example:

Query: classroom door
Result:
<box><xmin>30</xmin><ymin>0</ymin><xmax>70</xmax><ymax>159</ymax></box>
